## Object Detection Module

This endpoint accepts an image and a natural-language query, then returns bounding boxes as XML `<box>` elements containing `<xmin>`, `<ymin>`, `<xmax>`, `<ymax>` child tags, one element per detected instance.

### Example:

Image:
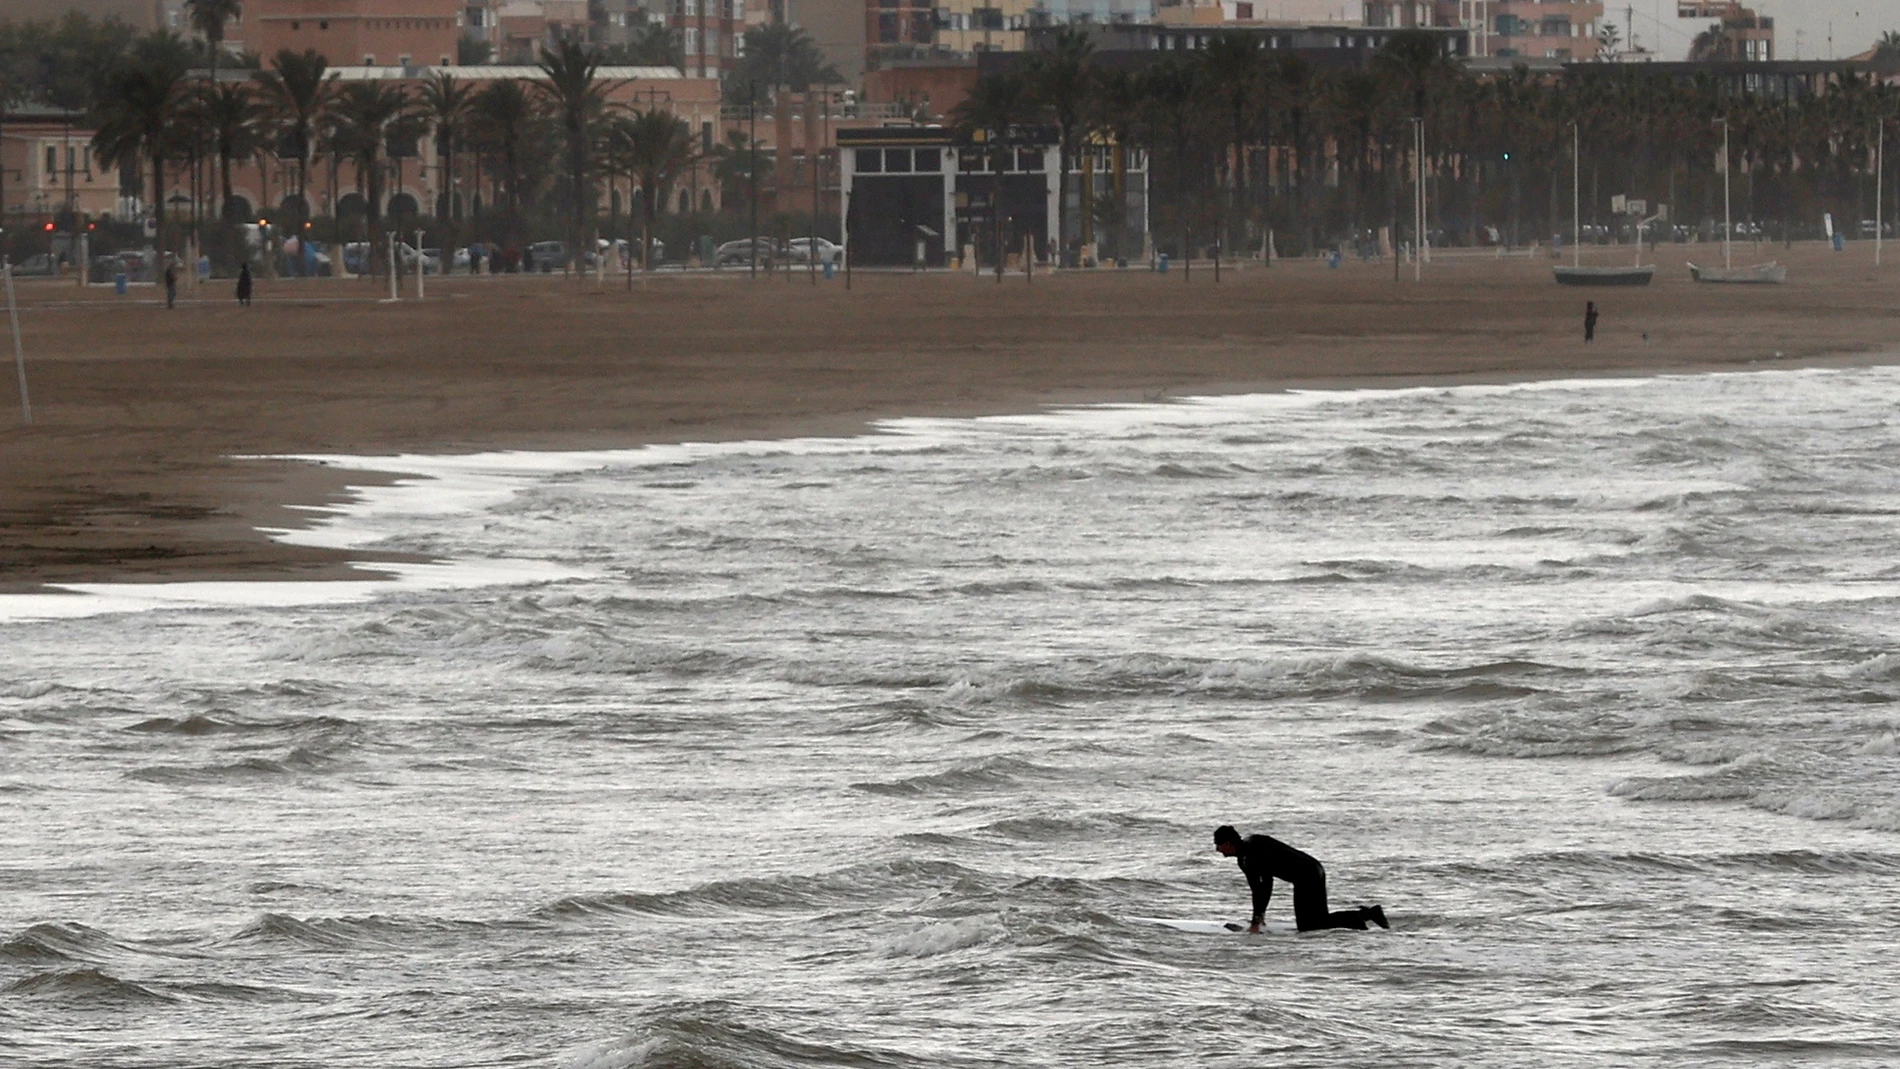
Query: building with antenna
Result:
<box><xmin>1677</xmin><ymin>1</ymin><xmax>1772</xmax><ymax>62</ymax></box>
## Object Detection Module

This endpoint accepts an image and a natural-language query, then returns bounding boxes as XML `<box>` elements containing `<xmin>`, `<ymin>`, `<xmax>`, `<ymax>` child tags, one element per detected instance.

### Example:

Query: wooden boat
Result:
<box><xmin>1554</xmin><ymin>265</ymin><xmax>1656</xmax><ymax>286</ymax></box>
<box><xmin>1688</xmin><ymin>261</ymin><xmax>1787</xmax><ymax>284</ymax></box>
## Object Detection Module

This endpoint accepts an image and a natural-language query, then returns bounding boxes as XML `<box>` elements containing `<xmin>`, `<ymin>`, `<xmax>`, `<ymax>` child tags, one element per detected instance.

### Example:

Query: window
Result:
<box><xmin>46</xmin><ymin>146</ymin><xmax>56</xmax><ymax>175</ymax></box>
<box><xmin>290</xmin><ymin>20</ymin><xmax>300</xmax><ymax>29</ymax></box>
<box><xmin>913</xmin><ymin>147</ymin><xmax>940</xmax><ymax>172</ymax></box>
<box><xmin>885</xmin><ymin>148</ymin><xmax>912</xmax><ymax>172</ymax></box>
<box><xmin>975</xmin><ymin>5</ymin><xmax>1003</xmax><ymax>29</ymax></box>
<box><xmin>365</xmin><ymin>54</ymin><xmax>377</xmax><ymax>64</ymax></box>
<box><xmin>1017</xmin><ymin>148</ymin><xmax>1042</xmax><ymax>171</ymax></box>
<box><xmin>1235</xmin><ymin>2</ymin><xmax>1252</xmax><ymax>18</ymax></box>
<box><xmin>684</xmin><ymin>27</ymin><xmax>698</xmax><ymax>53</ymax></box>
<box><xmin>707</xmin><ymin>28</ymin><xmax>718</xmax><ymax>53</ymax></box>
<box><xmin>319</xmin><ymin>19</ymin><xmax>328</xmax><ymax>28</ymax></box>
<box><xmin>685</xmin><ymin>0</ymin><xmax>697</xmax><ymax>14</ymax></box>
<box><xmin>856</xmin><ymin>148</ymin><xmax>883</xmax><ymax>173</ymax></box>
<box><xmin>735</xmin><ymin>31</ymin><xmax>745</xmax><ymax>55</ymax></box>
<box><xmin>440</xmin><ymin>55</ymin><xmax>451</xmax><ymax>65</ymax></box>
<box><xmin>399</xmin><ymin>54</ymin><xmax>413</xmax><ymax>66</ymax></box>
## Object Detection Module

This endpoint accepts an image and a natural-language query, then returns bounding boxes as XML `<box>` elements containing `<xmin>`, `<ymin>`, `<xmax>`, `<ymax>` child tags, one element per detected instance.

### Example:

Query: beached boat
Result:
<box><xmin>1691</xmin><ymin>121</ymin><xmax>1788</xmax><ymax>286</ymax></box>
<box><xmin>1688</xmin><ymin>261</ymin><xmax>1787</xmax><ymax>284</ymax></box>
<box><xmin>1555</xmin><ymin>265</ymin><xmax>1656</xmax><ymax>286</ymax></box>
<box><xmin>1555</xmin><ymin>126</ymin><xmax>1656</xmax><ymax>288</ymax></box>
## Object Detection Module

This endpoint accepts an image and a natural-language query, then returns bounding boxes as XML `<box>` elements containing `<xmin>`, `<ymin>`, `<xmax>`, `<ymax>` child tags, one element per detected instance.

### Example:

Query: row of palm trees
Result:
<box><xmin>955</xmin><ymin>28</ymin><xmax>1900</xmax><ymax>263</ymax></box>
<box><xmin>84</xmin><ymin>18</ymin><xmax>705</xmax><ymax>273</ymax></box>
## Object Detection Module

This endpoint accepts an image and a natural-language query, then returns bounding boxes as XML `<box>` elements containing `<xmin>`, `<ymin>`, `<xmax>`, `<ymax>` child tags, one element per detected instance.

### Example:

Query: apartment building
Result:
<box><xmin>250</xmin><ymin>0</ymin><xmax>465</xmax><ymax>67</ymax></box>
<box><xmin>1363</xmin><ymin>0</ymin><xmax>1602</xmax><ymax>60</ymax></box>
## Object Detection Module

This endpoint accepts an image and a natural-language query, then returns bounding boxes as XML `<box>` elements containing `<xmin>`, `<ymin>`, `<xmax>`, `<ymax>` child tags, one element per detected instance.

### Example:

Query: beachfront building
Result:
<box><xmin>1362</xmin><ymin>1</ymin><xmax>1602</xmax><ymax>60</ymax></box>
<box><xmin>0</xmin><ymin>107</ymin><xmax>123</xmax><ymax>228</ymax></box>
<box><xmin>839</xmin><ymin>123</ymin><xmax>1145</xmax><ymax>268</ymax></box>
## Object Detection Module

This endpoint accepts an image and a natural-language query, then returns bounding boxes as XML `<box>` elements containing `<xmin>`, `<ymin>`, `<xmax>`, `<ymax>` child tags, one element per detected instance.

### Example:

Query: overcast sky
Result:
<box><xmin>1623</xmin><ymin>0</ymin><xmax>1893</xmax><ymax>61</ymax></box>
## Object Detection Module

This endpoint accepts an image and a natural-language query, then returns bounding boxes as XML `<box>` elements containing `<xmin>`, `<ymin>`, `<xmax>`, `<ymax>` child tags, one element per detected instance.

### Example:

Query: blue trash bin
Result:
<box><xmin>114</xmin><ymin>272</ymin><xmax>128</xmax><ymax>295</ymax></box>
<box><xmin>1157</xmin><ymin>253</ymin><xmax>1170</xmax><ymax>273</ymax></box>
<box><xmin>1832</xmin><ymin>232</ymin><xmax>1845</xmax><ymax>252</ymax></box>
<box><xmin>823</xmin><ymin>260</ymin><xmax>835</xmax><ymax>280</ymax></box>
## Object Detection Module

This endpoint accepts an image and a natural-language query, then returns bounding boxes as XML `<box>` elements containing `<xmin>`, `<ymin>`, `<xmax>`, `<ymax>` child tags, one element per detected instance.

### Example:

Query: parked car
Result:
<box><xmin>714</xmin><ymin>237</ymin><xmax>784</xmax><ymax>267</ymax></box>
<box><xmin>9</xmin><ymin>253</ymin><xmax>58</xmax><ymax>276</ymax></box>
<box><xmin>528</xmin><ymin>240</ymin><xmax>567</xmax><ymax>272</ymax></box>
<box><xmin>342</xmin><ymin>242</ymin><xmax>372</xmax><ymax>275</ymax></box>
<box><xmin>787</xmin><ymin>237</ymin><xmax>842</xmax><ymax>265</ymax></box>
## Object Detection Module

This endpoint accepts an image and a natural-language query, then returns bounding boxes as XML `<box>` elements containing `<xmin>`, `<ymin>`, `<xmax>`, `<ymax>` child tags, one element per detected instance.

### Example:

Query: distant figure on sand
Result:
<box><xmin>164</xmin><ymin>260</ymin><xmax>177</xmax><ymax>309</ymax></box>
<box><xmin>1214</xmin><ymin>824</ymin><xmax>1388</xmax><ymax>933</ymax></box>
<box><xmin>1584</xmin><ymin>301</ymin><xmax>1599</xmax><ymax>343</ymax></box>
<box><xmin>236</xmin><ymin>263</ymin><xmax>253</xmax><ymax>307</ymax></box>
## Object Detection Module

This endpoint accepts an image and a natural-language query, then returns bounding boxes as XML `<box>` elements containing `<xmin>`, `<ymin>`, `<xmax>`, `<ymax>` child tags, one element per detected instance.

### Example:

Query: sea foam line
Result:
<box><xmin>0</xmin><ymin>367</ymin><xmax>1848</xmax><ymax>623</ymax></box>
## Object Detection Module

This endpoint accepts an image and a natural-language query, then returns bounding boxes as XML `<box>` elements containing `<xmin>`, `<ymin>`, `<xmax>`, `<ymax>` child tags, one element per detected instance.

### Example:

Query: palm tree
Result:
<box><xmin>182</xmin><ymin>0</ymin><xmax>242</xmax><ymax>83</ymax></box>
<box><xmin>418</xmin><ymin>71</ymin><xmax>475</xmax><ymax>225</ymax></box>
<box><xmin>952</xmin><ymin>71</ymin><xmax>1034</xmax><ymax>278</ymax></box>
<box><xmin>1024</xmin><ymin>26</ymin><xmax>1093</xmax><ymax>266</ymax></box>
<box><xmin>328</xmin><ymin>81</ymin><xmax>415</xmax><ymax>268</ymax></box>
<box><xmin>183</xmin><ymin>81</ymin><xmax>266</xmax><ymax>220</ymax></box>
<box><xmin>606</xmin><ymin>108</ymin><xmax>695</xmax><ymax>286</ymax></box>
<box><xmin>468</xmin><ymin>77</ymin><xmax>536</xmax><ymax>248</ymax></box>
<box><xmin>707</xmin><ymin>128</ymin><xmax>771</xmax><ymax>207</ymax></box>
<box><xmin>537</xmin><ymin>39</ymin><xmax>612</xmax><ymax>273</ymax></box>
<box><xmin>729</xmin><ymin>22</ymin><xmax>841</xmax><ymax>104</ymax></box>
<box><xmin>91</xmin><ymin>51</ymin><xmax>188</xmax><ymax>249</ymax></box>
<box><xmin>1090</xmin><ymin>67</ymin><xmax>1143</xmax><ymax>261</ymax></box>
<box><xmin>1197</xmin><ymin>32</ymin><xmax>1261</xmax><ymax>259</ymax></box>
<box><xmin>254</xmin><ymin>48</ymin><xmax>335</xmax><ymax>230</ymax></box>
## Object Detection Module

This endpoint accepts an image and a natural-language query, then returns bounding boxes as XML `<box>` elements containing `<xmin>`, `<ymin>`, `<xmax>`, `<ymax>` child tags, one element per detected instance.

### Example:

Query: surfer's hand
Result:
<box><xmin>1246</xmin><ymin>921</ymin><xmax>1262</xmax><ymax>935</ymax></box>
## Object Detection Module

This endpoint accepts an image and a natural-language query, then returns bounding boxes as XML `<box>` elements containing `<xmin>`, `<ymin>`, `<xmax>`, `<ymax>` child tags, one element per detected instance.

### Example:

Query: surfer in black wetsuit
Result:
<box><xmin>1214</xmin><ymin>824</ymin><xmax>1388</xmax><ymax>933</ymax></box>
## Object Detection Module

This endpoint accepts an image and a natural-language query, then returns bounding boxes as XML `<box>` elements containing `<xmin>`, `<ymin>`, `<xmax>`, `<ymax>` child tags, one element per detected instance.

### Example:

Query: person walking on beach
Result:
<box><xmin>1584</xmin><ymin>301</ymin><xmax>1599</xmax><ymax>343</ymax></box>
<box><xmin>236</xmin><ymin>263</ymin><xmax>253</xmax><ymax>307</ymax></box>
<box><xmin>163</xmin><ymin>259</ymin><xmax>178</xmax><ymax>310</ymax></box>
<box><xmin>1214</xmin><ymin>824</ymin><xmax>1388</xmax><ymax>933</ymax></box>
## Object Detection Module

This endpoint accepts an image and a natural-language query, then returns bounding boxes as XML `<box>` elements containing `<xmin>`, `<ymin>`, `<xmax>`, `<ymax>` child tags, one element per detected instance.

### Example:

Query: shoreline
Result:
<box><xmin>3</xmin><ymin>242</ymin><xmax>1896</xmax><ymax>592</ymax></box>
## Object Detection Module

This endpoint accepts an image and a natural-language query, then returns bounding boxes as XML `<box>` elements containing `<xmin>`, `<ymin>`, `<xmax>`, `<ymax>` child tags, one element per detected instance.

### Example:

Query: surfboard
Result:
<box><xmin>1126</xmin><ymin>917</ymin><xmax>1292</xmax><ymax>935</ymax></box>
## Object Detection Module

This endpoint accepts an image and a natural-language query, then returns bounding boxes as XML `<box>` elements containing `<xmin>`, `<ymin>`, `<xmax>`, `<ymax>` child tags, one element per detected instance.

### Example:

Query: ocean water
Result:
<box><xmin>4</xmin><ymin>366</ymin><xmax>1900</xmax><ymax>1068</ymax></box>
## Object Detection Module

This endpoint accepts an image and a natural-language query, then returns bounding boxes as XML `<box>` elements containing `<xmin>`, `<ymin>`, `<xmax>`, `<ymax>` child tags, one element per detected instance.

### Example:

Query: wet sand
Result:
<box><xmin>2</xmin><ymin>240</ymin><xmax>1895</xmax><ymax>590</ymax></box>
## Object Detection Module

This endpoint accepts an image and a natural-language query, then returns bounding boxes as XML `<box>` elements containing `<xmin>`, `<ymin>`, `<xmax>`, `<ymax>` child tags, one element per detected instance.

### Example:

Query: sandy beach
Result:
<box><xmin>2</xmin><ymin>239</ymin><xmax>1895</xmax><ymax>591</ymax></box>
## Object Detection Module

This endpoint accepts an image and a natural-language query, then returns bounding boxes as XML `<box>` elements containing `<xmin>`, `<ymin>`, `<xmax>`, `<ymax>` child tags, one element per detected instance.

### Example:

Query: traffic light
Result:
<box><xmin>42</xmin><ymin>221</ymin><xmax>54</xmax><ymax>233</ymax></box>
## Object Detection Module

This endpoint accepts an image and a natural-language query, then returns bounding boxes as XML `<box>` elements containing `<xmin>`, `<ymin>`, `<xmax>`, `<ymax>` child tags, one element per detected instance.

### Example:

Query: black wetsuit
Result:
<box><xmin>1233</xmin><ymin>833</ymin><xmax>1369</xmax><ymax>932</ymax></box>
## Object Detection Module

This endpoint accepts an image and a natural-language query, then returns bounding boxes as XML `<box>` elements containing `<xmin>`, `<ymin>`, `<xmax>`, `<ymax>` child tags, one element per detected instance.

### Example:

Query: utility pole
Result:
<box><xmin>1879</xmin><ymin>121</ymin><xmax>1886</xmax><ymax>268</ymax></box>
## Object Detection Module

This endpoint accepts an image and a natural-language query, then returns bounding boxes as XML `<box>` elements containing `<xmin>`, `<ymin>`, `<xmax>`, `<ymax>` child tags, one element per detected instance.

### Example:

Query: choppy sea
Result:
<box><xmin>4</xmin><ymin>365</ymin><xmax>1899</xmax><ymax>1068</ymax></box>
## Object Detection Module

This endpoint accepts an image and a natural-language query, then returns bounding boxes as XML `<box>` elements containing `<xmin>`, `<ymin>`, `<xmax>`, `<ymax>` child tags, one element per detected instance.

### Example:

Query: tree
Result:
<box><xmin>1090</xmin><ymin>67</ymin><xmax>1143</xmax><ymax>260</ymax></box>
<box><xmin>182</xmin><ymin>81</ymin><xmax>266</xmax><ymax>220</ymax></box>
<box><xmin>536</xmin><ymin>39</ymin><xmax>611</xmax><ymax>272</ymax></box>
<box><xmin>605</xmin><ymin>108</ymin><xmax>695</xmax><ymax>285</ymax></box>
<box><xmin>1197</xmin><ymin>32</ymin><xmax>1261</xmax><ymax>259</ymax></box>
<box><xmin>1024</xmin><ymin>27</ymin><xmax>1094</xmax><ymax>266</ymax></box>
<box><xmin>728</xmin><ymin>23</ymin><xmax>840</xmax><ymax>104</ymax></box>
<box><xmin>91</xmin><ymin>48</ymin><xmax>188</xmax><ymax>248</ymax></box>
<box><xmin>952</xmin><ymin>71</ymin><xmax>1035</xmax><ymax>277</ymax></box>
<box><xmin>707</xmin><ymin>128</ymin><xmax>772</xmax><ymax>205</ymax></box>
<box><xmin>182</xmin><ymin>0</ymin><xmax>242</xmax><ymax>83</ymax></box>
<box><xmin>596</xmin><ymin>21</ymin><xmax>679</xmax><ymax>68</ymax></box>
<box><xmin>468</xmin><ymin>77</ymin><xmax>537</xmax><ymax>247</ymax></box>
<box><xmin>254</xmin><ymin>48</ymin><xmax>335</xmax><ymax>230</ymax></box>
<box><xmin>328</xmin><ymin>81</ymin><xmax>415</xmax><ymax>263</ymax></box>
<box><xmin>419</xmin><ymin>71</ymin><xmax>475</xmax><ymax>223</ymax></box>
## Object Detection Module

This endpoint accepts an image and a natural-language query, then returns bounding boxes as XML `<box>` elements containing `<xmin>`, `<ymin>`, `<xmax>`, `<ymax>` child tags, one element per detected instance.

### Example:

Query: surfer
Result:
<box><xmin>1584</xmin><ymin>301</ymin><xmax>1599</xmax><ymax>343</ymax></box>
<box><xmin>1214</xmin><ymin>824</ymin><xmax>1388</xmax><ymax>933</ymax></box>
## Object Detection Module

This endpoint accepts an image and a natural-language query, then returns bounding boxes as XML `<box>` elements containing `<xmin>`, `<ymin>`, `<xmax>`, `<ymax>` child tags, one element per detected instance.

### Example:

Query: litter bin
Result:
<box><xmin>1157</xmin><ymin>253</ymin><xmax>1170</xmax><ymax>274</ymax></box>
<box><xmin>114</xmin><ymin>272</ymin><xmax>128</xmax><ymax>295</ymax></box>
<box><xmin>823</xmin><ymin>260</ymin><xmax>835</xmax><ymax>280</ymax></box>
<box><xmin>1832</xmin><ymin>232</ymin><xmax>1845</xmax><ymax>252</ymax></box>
